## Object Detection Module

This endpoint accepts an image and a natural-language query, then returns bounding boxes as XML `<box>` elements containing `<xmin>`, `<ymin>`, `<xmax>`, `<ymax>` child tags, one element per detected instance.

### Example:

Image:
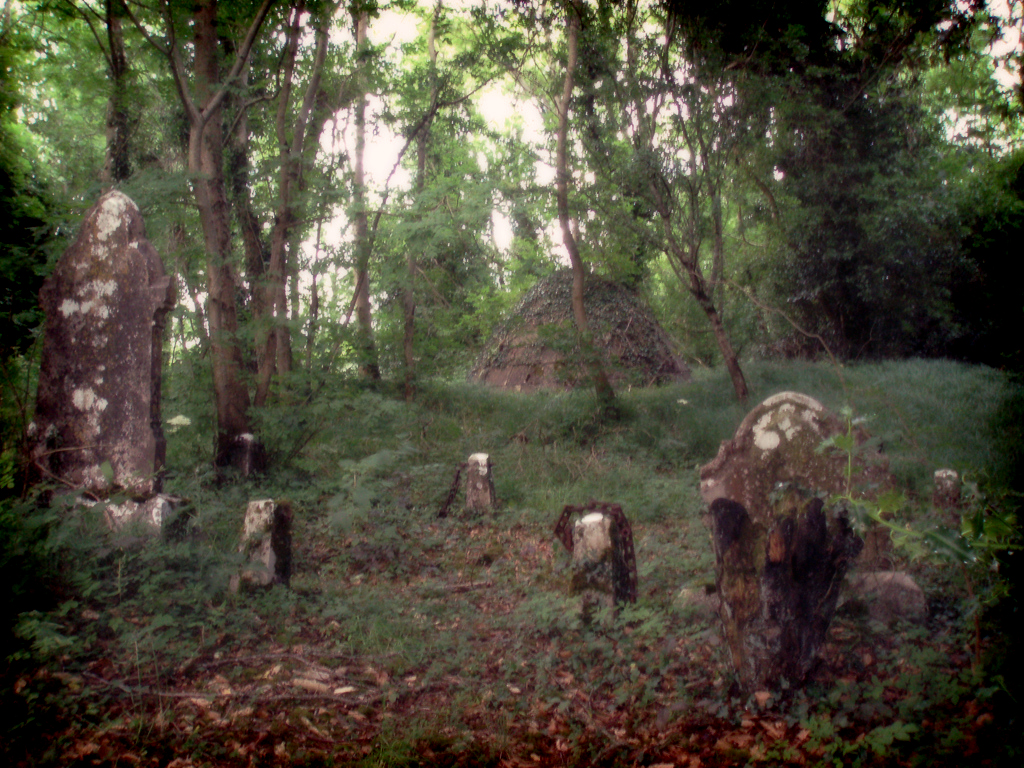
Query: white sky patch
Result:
<box><xmin>308</xmin><ymin>2</ymin><xmax>558</xmax><ymax>283</ymax></box>
<box><xmin>987</xmin><ymin>0</ymin><xmax>1020</xmax><ymax>92</ymax></box>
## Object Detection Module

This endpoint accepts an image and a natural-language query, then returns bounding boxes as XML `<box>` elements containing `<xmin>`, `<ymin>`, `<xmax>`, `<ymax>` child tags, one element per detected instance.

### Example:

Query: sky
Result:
<box><xmin>312</xmin><ymin>2</ymin><xmax>556</xmax><ymax>270</ymax></box>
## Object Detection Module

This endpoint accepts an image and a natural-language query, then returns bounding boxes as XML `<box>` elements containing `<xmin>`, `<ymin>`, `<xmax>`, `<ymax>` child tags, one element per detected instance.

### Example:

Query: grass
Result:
<box><xmin>3</xmin><ymin>359</ymin><xmax>1022</xmax><ymax>766</ymax></box>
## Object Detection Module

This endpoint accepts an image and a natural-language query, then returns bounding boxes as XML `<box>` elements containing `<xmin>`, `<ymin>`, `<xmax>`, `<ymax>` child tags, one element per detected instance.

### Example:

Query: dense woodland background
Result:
<box><xmin>3</xmin><ymin>1</ymin><xmax>1024</xmax><ymax>765</ymax></box>
<box><xmin>2</xmin><ymin>0</ymin><xmax>1024</xmax><ymax>441</ymax></box>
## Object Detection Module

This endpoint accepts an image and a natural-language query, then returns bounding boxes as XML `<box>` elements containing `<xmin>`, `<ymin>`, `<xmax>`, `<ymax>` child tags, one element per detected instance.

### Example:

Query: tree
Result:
<box><xmin>133</xmin><ymin>0</ymin><xmax>275</xmax><ymax>468</ymax></box>
<box><xmin>564</xmin><ymin>1</ymin><xmax>750</xmax><ymax>400</ymax></box>
<box><xmin>764</xmin><ymin>1</ymin><xmax>979</xmax><ymax>358</ymax></box>
<box><xmin>0</xmin><ymin>7</ymin><xmax>58</xmax><ymax>358</ymax></box>
<box><xmin>350</xmin><ymin>2</ymin><xmax>382</xmax><ymax>380</ymax></box>
<box><xmin>253</xmin><ymin>0</ymin><xmax>338</xmax><ymax>406</ymax></box>
<box><xmin>54</xmin><ymin>0</ymin><xmax>135</xmax><ymax>183</ymax></box>
<box><xmin>529</xmin><ymin>0</ymin><xmax>617</xmax><ymax>409</ymax></box>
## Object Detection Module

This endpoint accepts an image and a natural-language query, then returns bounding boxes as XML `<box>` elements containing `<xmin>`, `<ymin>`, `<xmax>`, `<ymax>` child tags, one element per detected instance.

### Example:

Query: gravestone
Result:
<box><xmin>932</xmin><ymin>469</ymin><xmax>961</xmax><ymax>512</ymax></box>
<box><xmin>711</xmin><ymin>489</ymin><xmax>863</xmax><ymax>690</ymax></box>
<box><xmin>32</xmin><ymin>190</ymin><xmax>174</xmax><ymax>497</ymax></box>
<box><xmin>700</xmin><ymin>392</ymin><xmax>891</xmax><ymax>529</ymax></box>
<box><xmin>232</xmin><ymin>499</ymin><xmax>293</xmax><ymax>591</ymax></box>
<box><xmin>554</xmin><ymin>502</ymin><xmax>638</xmax><ymax>618</ymax></box>
<box><xmin>465</xmin><ymin>453</ymin><xmax>496</xmax><ymax>512</ymax></box>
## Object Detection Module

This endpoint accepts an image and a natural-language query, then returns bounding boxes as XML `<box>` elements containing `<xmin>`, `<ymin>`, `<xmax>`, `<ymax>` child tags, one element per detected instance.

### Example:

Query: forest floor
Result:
<box><xmin>5</xmin><ymin>361</ymin><xmax>1024</xmax><ymax>766</ymax></box>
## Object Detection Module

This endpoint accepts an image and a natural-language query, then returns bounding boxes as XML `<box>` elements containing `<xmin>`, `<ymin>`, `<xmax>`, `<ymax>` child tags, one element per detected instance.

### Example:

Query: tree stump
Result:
<box><xmin>465</xmin><ymin>453</ymin><xmax>496</xmax><ymax>512</ymax></box>
<box><xmin>231</xmin><ymin>499</ymin><xmax>293</xmax><ymax>591</ymax></box>
<box><xmin>711</xmin><ymin>489</ymin><xmax>862</xmax><ymax>690</ymax></box>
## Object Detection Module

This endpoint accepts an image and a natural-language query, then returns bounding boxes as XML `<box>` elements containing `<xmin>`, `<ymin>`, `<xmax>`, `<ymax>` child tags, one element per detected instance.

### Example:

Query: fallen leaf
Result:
<box><xmin>263</xmin><ymin>664</ymin><xmax>282</xmax><ymax>679</ymax></box>
<box><xmin>294</xmin><ymin>678</ymin><xmax>331</xmax><ymax>694</ymax></box>
<box><xmin>63</xmin><ymin>742</ymin><xmax>101</xmax><ymax>760</ymax></box>
<box><xmin>300</xmin><ymin>715</ymin><xmax>325</xmax><ymax>738</ymax></box>
<box><xmin>762</xmin><ymin>719</ymin><xmax>787</xmax><ymax>741</ymax></box>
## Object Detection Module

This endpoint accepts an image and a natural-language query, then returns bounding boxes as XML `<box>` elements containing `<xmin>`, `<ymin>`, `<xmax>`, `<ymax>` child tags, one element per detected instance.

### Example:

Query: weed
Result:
<box><xmin>4</xmin><ymin>360</ymin><xmax>1022</xmax><ymax>766</ymax></box>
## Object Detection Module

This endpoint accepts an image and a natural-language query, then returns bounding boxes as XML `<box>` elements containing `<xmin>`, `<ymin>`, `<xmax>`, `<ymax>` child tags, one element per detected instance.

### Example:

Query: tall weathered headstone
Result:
<box><xmin>700</xmin><ymin>392</ymin><xmax>892</xmax><ymax>528</ymax></box>
<box><xmin>32</xmin><ymin>191</ymin><xmax>174</xmax><ymax>496</ymax></box>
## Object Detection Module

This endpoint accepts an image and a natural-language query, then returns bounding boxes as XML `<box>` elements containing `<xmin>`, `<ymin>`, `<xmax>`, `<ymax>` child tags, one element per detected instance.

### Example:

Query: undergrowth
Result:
<box><xmin>2</xmin><ymin>359</ymin><xmax>1021</xmax><ymax>766</ymax></box>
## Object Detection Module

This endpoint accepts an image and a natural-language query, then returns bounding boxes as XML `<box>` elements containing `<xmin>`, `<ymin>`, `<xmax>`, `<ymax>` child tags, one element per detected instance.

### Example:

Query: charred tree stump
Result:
<box><xmin>711</xmin><ymin>489</ymin><xmax>862</xmax><ymax>690</ymax></box>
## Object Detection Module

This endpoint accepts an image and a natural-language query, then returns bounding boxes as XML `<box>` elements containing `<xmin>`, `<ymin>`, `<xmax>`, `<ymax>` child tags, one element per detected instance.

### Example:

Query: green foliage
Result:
<box><xmin>0</xmin><ymin>494</ymin><xmax>66</xmax><ymax>659</ymax></box>
<box><xmin>0</xmin><ymin>21</ymin><xmax>60</xmax><ymax>358</ymax></box>
<box><xmin>6</xmin><ymin>360</ymin><xmax>1024</xmax><ymax>764</ymax></box>
<box><xmin>770</xmin><ymin>71</ymin><xmax>966</xmax><ymax>359</ymax></box>
<box><xmin>823</xmin><ymin>403</ymin><xmax>1019</xmax><ymax>568</ymax></box>
<box><xmin>947</xmin><ymin>150</ymin><xmax>1024</xmax><ymax>370</ymax></box>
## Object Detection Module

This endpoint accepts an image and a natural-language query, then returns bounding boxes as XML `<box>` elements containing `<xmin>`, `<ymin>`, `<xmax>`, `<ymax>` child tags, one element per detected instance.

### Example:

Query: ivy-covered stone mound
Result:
<box><xmin>470</xmin><ymin>269</ymin><xmax>690</xmax><ymax>391</ymax></box>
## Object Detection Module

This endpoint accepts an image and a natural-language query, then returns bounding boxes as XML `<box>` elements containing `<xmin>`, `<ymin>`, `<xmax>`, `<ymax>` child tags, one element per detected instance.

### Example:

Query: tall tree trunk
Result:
<box><xmin>231</xmin><ymin>1</ymin><xmax>333</xmax><ymax>407</ymax></box>
<box><xmin>657</xmin><ymin>211</ymin><xmax>749</xmax><ymax>402</ymax></box>
<box><xmin>402</xmin><ymin>124</ymin><xmax>424</xmax><ymax>400</ymax></box>
<box><xmin>152</xmin><ymin>0</ymin><xmax>273</xmax><ymax>467</ymax></box>
<box><xmin>710</xmin><ymin>186</ymin><xmax>726</xmax><ymax>313</ymax></box>
<box><xmin>639</xmin><ymin>19</ymin><xmax>747</xmax><ymax>403</ymax></box>
<box><xmin>190</xmin><ymin>0</ymin><xmax>255</xmax><ymax>460</ymax></box>
<box><xmin>225</xmin><ymin>59</ymin><xmax>270</xmax><ymax>397</ymax></box>
<box><xmin>306</xmin><ymin>228</ymin><xmax>321</xmax><ymax>375</ymax></box>
<box><xmin>102</xmin><ymin>0</ymin><xmax>130</xmax><ymax>184</ymax></box>
<box><xmin>556</xmin><ymin>3</ymin><xmax>615</xmax><ymax>410</ymax></box>
<box><xmin>351</xmin><ymin>7</ymin><xmax>380</xmax><ymax>381</ymax></box>
<box><xmin>402</xmin><ymin>4</ymin><xmax>442</xmax><ymax>401</ymax></box>
<box><xmin>688</xmin><ymin>253</ymin><xmax>748</xmax><ymax>402</ymax></box>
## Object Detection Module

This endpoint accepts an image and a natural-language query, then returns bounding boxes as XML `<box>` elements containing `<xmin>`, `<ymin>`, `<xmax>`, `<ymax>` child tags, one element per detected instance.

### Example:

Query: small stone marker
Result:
<box><xmin>555</xmin><ymin>501</ymin><xmax>638</xmax><ymax>617</ymax></box>
<box><xmin>32</xmin><ymin>190</ymin><xmax>174</xmax><ymax>497</ymax></box>
<box><xmin>932</xmin><ymin>468</ymin><xmax>961</xmax><ymax>511</ymax></box>
<box><xmin>711</xmin><ymin>488</ymin><xmax>862</xmax><ymax>690</ymax></box>
<box><xmin>105</xmin><ymin>495</ymin><xmax>174</xmax><ymax>535</ymax></box>
<box><xmin>232</xmin><ymin>499</ymin><xmax>293</xmax><ymax>591</ymax></box>
<box><xmin>465</xmin><ymin>453</ymin><xmax>496</xmax><ymax>512</ymax></box>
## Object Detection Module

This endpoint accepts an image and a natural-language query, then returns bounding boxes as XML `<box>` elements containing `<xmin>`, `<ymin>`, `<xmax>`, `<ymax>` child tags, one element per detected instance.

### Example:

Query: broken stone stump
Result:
<box><xmin>555</xmin><ymin>502</ymin><xmax>638</xmax><ymax>619</ymax></box>
<box><xmin>465</xmin><ymin>453</ymin><xmax>496</xmax><ymax>512</ymax></box>
<box><xmin>105</xmin><ymin>495</ymin><xmax>175</xmax><ymax>536</ymax></box>
<box><xmin>216</xmin><ymin>433</ymin><xmax>267</xmax><ymax>477</ymax></box>
<box><xmin>31</xmin><ymin>190</ymin><xmax>174</xmax><ymax>497</ymax></box>
<box><xmin>231</xmin><ymin>500</ymin><xmax>293</xmax><ymax>591</ymax></box>
<box><xmin>711</xmin><ymin>490</ymin><xmax>863</xmax><ymax>690</ymax></box>
<box><xmin>933</xmin><ymin>469</ymin><xmax>961</xmax><ymax>512</ymax></box>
